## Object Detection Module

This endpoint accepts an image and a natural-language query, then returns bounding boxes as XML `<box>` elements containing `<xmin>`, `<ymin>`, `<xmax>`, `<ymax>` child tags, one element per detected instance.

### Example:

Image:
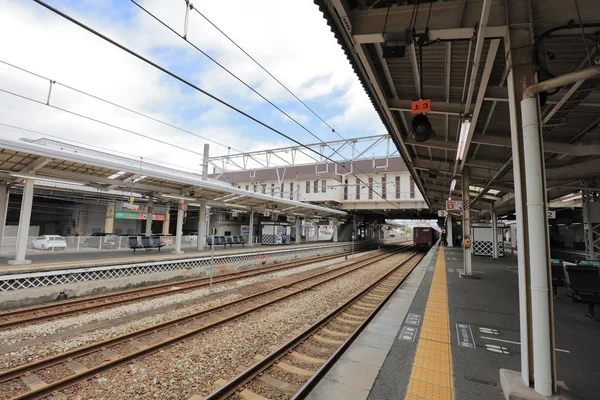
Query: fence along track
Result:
<box><xmin>204</xmin><ymin>252</ymin><xmax>424</xmax><ymax>400</ymax></box>
<box><xmin>0</xmin><ymin>250</ymin><xmax>361</xmax><ymax>330</ymax></box>
<box><xmin>1</xmin><ymin>247</ymin><xmax>412</xmax><ymax>400</ymax></box>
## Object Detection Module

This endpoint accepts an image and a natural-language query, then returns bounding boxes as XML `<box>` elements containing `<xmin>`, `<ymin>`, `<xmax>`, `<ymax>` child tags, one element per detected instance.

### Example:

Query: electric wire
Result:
<box><xmin>130</xmin><ymin>0</ymin><xmax>321</xmax><ymax>167</ymax></box>
<box><xmin>134</xmin><ymin>1</ymin><xmax>402</xmax><ymax>211</ymax></box>
<box><xmin>0</xmin><ymin>121</ymin><xmax>203</xmax><ymax>174</ymax></box>
<box><xmin>31</xmin><ymin>0</ymin><xmax>329</xmax><ymax>167</ymax></box>
<box><xmin>31</xmin><ymin>0</ymin><xmax>405</xmax><ymax>213</ymax></box>
<box><xmin>186</xmin><ymin>1</ymin><xmax>339</xmax><ymax>136</ymax></box>
<box><xmin>0</xmin><ymin>59</ymin><xmax>248</xmax><ymax>159</ymax></box>
<box><xmin>0</xmin><ymin>88</ymin><xmax>205</xmax><ymax>158</ymax></box>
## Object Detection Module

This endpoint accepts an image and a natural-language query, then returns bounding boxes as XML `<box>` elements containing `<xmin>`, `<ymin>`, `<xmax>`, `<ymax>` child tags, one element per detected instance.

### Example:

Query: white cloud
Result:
<box><xmin>0</xmin><ymin>0</ymin><xmax>384</xmax><ymax>174</ymax></box>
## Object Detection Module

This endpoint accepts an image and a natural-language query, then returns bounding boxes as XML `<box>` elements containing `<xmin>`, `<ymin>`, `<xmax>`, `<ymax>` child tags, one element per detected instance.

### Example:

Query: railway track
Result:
<box><xmin>204</xmin><ymin>251</ymin><xmax>424</xmax><ymax>400</ymax></box>
<box><xmin>0</xmin><ymin>246</ymin><xmax>414</xmax><ymax>400</ymax></box>
<box><xmin>0</xmin><ymin>247</ymin><xmax>383</xmax><ymax>330</ymax></box>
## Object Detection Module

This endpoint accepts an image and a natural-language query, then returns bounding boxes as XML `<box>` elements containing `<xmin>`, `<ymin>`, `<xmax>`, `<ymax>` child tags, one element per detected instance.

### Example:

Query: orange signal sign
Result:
<box><xmin>411</xmin><ymin>99</ymin><xmax>431</xmax><ymax>114</ymax></box>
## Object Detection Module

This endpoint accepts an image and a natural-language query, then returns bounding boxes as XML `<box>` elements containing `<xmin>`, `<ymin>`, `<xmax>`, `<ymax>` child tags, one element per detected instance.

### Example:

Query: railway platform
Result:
<box><xmin>0</xmin><ymin>240</ymin><xmax>354</xmax><ymax>274</ymax></box>
<box><xmin>308</xmin><ymin>245</ymin><xmax>600</xmax><ymax>400</ymax></box>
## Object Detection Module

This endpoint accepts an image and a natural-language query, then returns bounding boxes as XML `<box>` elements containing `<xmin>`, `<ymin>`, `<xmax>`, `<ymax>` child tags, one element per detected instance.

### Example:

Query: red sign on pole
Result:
<box><xmin>411</xmin><ymin>99</ymin><xmax>431</xmax><ymax>114</ymax></box>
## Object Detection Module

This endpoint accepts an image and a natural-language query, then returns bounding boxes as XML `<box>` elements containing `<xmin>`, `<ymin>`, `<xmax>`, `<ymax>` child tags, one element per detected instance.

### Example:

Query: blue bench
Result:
<box><xmin>565</xmin><ymin>263</ymin><xmax>600</xmax><ymax>321</ymax></box>
<box><xmin>128</xmin><ymin>236</ymin><xmax>165</xmax><ymax>252</ymax></box>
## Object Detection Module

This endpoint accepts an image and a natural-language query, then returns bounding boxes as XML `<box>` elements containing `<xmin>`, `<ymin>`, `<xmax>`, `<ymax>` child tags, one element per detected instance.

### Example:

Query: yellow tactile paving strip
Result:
<box><xmin>404</xmin><ymin>246</ymin><xmax>454</xmax><ymax>400</ymax></box>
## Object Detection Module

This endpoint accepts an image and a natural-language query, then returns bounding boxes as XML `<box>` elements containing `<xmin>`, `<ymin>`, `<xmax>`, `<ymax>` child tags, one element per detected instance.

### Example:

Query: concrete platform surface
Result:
<box><xmin>0</xmin><ymin>241</ymin><xmax>354</xmax><ymax>274</ymax></box>
<box><xmin>308</xmin><ymin>245</ymin><xmax>600</xmax><ymax>400</ymax></box>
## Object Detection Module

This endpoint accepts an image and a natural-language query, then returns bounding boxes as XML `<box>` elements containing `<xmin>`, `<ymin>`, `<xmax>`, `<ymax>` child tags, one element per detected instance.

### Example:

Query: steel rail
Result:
<box><xmin>2</xmin><ymin>247</ymin><xmax>413</xmax><ymax>399</ymax></box>
<box><xmin>0</xmin><ymin>249</ymin><xmax>366</xmax><ymax>330</ymax></box>
<box><xmin>205</xmin><ymin>251</ymin><xmax>424</xmax><ymax>400</ymax></box>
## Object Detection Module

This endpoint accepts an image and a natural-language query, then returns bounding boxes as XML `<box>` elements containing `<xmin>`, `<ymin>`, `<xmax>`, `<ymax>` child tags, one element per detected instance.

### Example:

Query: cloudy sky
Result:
<box><xmin>0</xmin><ymin>0</ymin><xmax>387</xmax><ymax>173</ymax></box>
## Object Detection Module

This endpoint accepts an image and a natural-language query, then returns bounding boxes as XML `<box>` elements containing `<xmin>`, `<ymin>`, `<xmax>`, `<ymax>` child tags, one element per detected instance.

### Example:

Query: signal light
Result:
<box><xmin>411</xmin><ymin>114</ymin><xmax>435</xmax><ymax>142</ymax></box>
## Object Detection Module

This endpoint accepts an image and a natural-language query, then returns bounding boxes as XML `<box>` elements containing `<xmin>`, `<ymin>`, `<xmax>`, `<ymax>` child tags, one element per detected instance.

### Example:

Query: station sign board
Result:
<box><xmin>411</xmin><ymin>99</ymin><xmax>431</xmax><ymax>114</ymax></box>
<box><xmin>240</xmin><ymin>225</ymin><xmax>249</xmax><ymax>236</ymax></box>
<box><xmin>446</xmin><ymin>200</ymin><xmax>463</xmax><ymax>211</ymax></box>
<box><xmin>438</xmin><ymin>210</ymin><xmax>448</xmax><ymax>217</ymax></box>
<box><xmin>287</xmin><ymin>215</ymin><xmax>296</xmax><ymax>223</ymax></box>
<box><xmin>547</xmin><ymin>210</ymin><xmax>556</xmax><ymax>219</ymax></box>
<box><xmin>114</xmin><ymin>211</ymin><xmax>166</xmax><ymax>221</ymax></box>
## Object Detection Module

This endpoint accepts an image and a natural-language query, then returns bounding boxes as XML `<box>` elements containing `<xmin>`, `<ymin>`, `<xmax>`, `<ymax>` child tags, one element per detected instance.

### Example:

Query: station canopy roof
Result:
<box><xmin>0</xmin><ymin>137</ymin><xmax>347</xmax><ymax>219</ymax></box>
<box><xmin>316</xmin><ymin>0</ymin><xmax>600</xmax><ymax>215</ymax></box>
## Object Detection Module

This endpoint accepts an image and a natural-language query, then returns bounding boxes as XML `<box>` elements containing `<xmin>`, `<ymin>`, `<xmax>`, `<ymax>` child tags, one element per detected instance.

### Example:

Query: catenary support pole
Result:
<box><xmin>9</xmin><ymin>178</ymin><xmax>34</xmax><ymax>265</ymax></box>
<box><xmin>202</xmin><ymin>144</ymin><xmax>209</xmax><ymax>180</ymax></box>
<box><xmin>197</xmin><ymin>200</ymin><xmax>207</xmax><ymax>251</ymax></box>
<box><xmin>172</xmin><ymin>199</ymin><xmax>185</xmax><ymax>254</ymax></box>
<box><xmin>462</xmin><ymin>167</ymin><xmax>472</xmax><ymax>275</ymax></box>
<box><xmin>491</xmin><ymin>211</ymin><xmax>498</xmax><ymax>258</ymax></box>
<box><xmin>145</xmin><ymin>195</ymin><xmax>153</xmax><ymax>236</ymax></box>
<box><xmin>248</xmin><ymin>210</ymin><xmax>254</xmax><ymax>247</ymax></box>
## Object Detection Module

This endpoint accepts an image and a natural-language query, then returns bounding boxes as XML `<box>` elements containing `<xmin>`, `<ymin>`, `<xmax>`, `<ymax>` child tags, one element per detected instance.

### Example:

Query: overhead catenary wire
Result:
<box><xmin>133</xmin><ymin>1</ymin><xmax>402</xmax><ymax>211</ymax></box>
<box><xmin>129</xmin><ymin>0</ymin><xmax>322</xmax><ymax>167</ymax></box>
<box><xmin>0</xmin><ymin>88</ymin><xmax>206</xmax><ymax>159</ymax></box>
<box><xmin>0</xmin><ymin>59</ymin><xmax>251</xmax><ymax>161</ymax></box>
<box><xmin>31</xmin><ymin>0</ymin><xmax>405</xmax><ymax>214</ymax></box>
<box><xmin>0</xmin><ymin>122</ymin><xmax>203</xmax><ymax>174</ymax></box>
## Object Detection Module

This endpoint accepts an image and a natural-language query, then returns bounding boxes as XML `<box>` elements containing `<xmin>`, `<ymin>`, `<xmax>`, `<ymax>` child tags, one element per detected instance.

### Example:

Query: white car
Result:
<box><xmin>30</xmin><ymin>235</ymin><xmax>67</xmax><ymax>250</ymax></box>
<box><xmin>184</xmin><ymin>232</ymin><xmax>198</xmax><ymax>242</ymax></box>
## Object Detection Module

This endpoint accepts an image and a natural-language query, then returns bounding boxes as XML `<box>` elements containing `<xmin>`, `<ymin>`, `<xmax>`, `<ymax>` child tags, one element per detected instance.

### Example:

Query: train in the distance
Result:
<box><xmin>413</xmin><ymin>227</ymin><xmax>440</xmax><ymax>251</ymax></box>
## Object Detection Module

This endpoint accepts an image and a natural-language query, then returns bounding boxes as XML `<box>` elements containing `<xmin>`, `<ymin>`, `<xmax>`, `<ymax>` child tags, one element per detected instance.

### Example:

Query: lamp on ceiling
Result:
<box><xmin>456</xmin><ymin>118</ymin><xmax>471</xmax><ymax>161</ymax></box>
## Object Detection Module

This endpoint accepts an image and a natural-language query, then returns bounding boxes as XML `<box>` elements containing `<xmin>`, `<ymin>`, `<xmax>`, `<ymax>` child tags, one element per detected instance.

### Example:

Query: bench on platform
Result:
<box><xmin>551</xmin><ymin>259</ymin><xmax>567</xmax><ymax>297</ymax></box>
<box><xmin>128</xmin><ymin>236</ymin><xmax>165</xmax><ymax>252</ymax></box>
<box><xmin>565</xmin><ymin>265</ymin><xmax>600</xmax><ymax>321</ymax></box>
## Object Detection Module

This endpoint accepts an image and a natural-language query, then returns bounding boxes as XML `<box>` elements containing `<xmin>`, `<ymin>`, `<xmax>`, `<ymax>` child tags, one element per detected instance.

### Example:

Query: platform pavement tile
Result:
<box><xmin>354</xmin><ymin>331</ymin><xmax>395</xmax><ymax>349</ymax></box>
<box><xmin>340</xmin><ymin>343</ymin><xmax>390</xmax><ymax>367</ymax></box>
<box><xmin>413</xmin><ymin>354</ymin><xmax>451</xmax><ymax>374</ymax></box>
<box><xmin>364</xmin><ymin>321</ymin><xmax>401</xmax><ymax>337</ymax></box>
<box><xmin>322</xmin><ymin>358</ymin><xmax>380</xmax><ymax>390</ymax></box>
<box><xmin>415</xmin><ymin>346</ymin><xmax>451</xmax><ymax>363</ymax></box>
<box><xmin>406</xmin><ymin>379</ymin><xmax>452</xmax><ymax>400</ymax></box>
<box><xmin>305</xmin><ymin>378</ymin><xmax>370</xmax><ymax>400</ymax></box>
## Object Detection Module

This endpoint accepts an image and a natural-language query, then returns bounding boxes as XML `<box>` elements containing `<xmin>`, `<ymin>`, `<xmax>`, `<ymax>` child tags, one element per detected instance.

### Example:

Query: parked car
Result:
<box><xmin>184</xmin><ymin>232</ymin><xmax>198</xmax><ymax>242</ymax></box>
<box><xmin>84</xmin><ymin>232</ymin><xmax>119</xmax><ymax>249</ymax></box>
<box><xmin>30</xmin><ymin>235</ymin><xmax>67</xmax><ymax>250</ymax></box>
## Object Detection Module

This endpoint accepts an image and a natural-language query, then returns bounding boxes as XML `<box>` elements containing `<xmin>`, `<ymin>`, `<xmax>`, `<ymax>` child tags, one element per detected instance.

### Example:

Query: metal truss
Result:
<box><xmin>208</xmin><ymin>134</ymin><xmax>398</xmax><ymax>172</ymax></box>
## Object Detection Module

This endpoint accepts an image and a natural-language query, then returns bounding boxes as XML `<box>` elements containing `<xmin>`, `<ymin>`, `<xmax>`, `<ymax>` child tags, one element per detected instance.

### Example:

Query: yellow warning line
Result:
<box><xmin>405</xmin><ymin>246</ymin><xmax>454</xmax><ymax>400</ymax></box>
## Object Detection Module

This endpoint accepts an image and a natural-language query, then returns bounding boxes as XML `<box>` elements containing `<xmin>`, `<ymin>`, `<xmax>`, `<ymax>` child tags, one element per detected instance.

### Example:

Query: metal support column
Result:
<box><xmin>503</xmin><ymin>3</ymin><xmax>556</xmax><ymax>394</ymax></box>
<box><xmin>145</xmin><ymin>195</ymin><xmax>153</xmax><ymax>236</ymax></box>
<box><xmin>248</xmin><ymin>210</ymin><xmax>254</xmax><ymax>247</ymax></box>
<box><xmin>104</xmin><ymin>201</ymin><xmax>115</xmax><ymax>233</ymax></box>
<box><xmin>202</xmin><ymin>144</ymin><xmax>209</xmax><ymax>180</ymax></box>
<box><xmin>0</xmin><ymin>185</ymin><xmax>9</xmax><ymax>252</ymax></box>
<box><xmin>333</xmin><ymin>219</ymin><xmax>338</xmax><ymax>242</ymax></box>
<box><xmin>162</xmin><ymin>202</ymin><xmax>171</xmax><ymax>235</ymax></box>
<box><xmin>492</xmin><ymin>211</ymin><xmax>498</xmax><ymax>258</ymax></box>
<box><xmin>9</xmin><ymin>178</ymin><xmax>34</xmax><ymax>265</ymax></box>
<box><xmin>583</xmin><ymin>180</ymin><xmax>600</xmax><ymax>260</ymax></box>
<box><xmin>172</xmin><ymin>199</ymin><xmax>185</xmax><ymax>254</ymax></box>
<box><xmin>521</xmin><ymin>94</ymin><xmax>555</xmax><ymax>397</ymax></box>
<box><xmin>295</xmin><ymin>218</ymin><xmax>301</xmax><ymax>243</ymax></box>
<box><xmin>446</xmin><ymin>214</ymin><xmax>453</xmax><ymax>247</ymax></box>
<box><xmin>197</xmin><ymin>200</ymin><xmax>207</xmax><ymax>251</ymax></box>
<box><xmin>462</xmin><ymin>167</ymin><xmax>472</xmax><ymax>275</ymax></box>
